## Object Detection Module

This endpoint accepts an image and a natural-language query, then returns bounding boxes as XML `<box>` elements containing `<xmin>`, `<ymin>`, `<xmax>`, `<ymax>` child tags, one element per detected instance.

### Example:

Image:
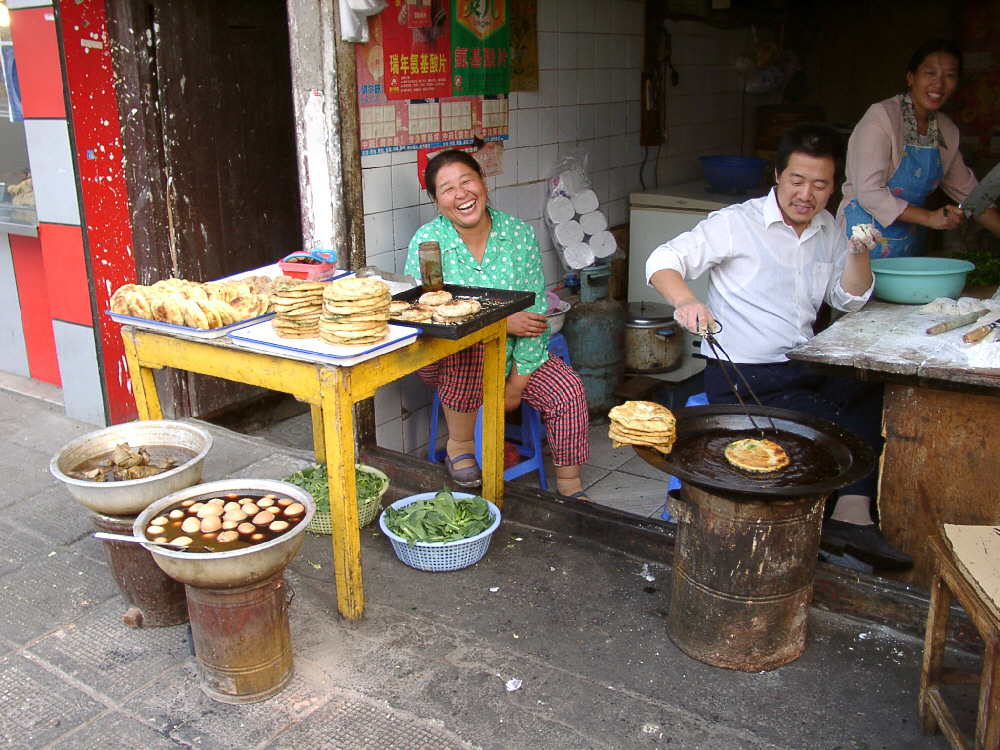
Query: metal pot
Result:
<box><xmin>50</xmin><ymin>420</ymin><xmax>213</xmax><ymax>516</ymax></box>
<box><xmin>133</xmin><ymin>479</ymin><xmax>315</xmax><ymax>589</ymax></box>
<box><xmin>625</xmin><ymin>301</ymin><xmax>683</xmax><ymax>374</ymax></box>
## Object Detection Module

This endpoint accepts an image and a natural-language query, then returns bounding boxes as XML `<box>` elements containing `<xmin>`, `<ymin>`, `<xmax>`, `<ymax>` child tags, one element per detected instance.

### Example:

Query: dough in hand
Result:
<box><xmin>851</xmin><ymin>223</ymin><xmax>883</xmax><ymax>250</ymax></box>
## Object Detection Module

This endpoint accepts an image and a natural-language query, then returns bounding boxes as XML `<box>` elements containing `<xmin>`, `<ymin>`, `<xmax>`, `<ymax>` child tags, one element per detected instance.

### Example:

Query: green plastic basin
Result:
<box><xmin>869</xmin><ymin>257</ymin><xmax>975</xmax><ymax>304</ymax></box>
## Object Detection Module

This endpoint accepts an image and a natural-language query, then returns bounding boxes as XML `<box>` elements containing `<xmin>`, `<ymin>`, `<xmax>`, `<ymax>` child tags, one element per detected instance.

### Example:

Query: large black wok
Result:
<box><xmin>635</xmin><ymin>404</ymin><xmax>875</xmax><ymax>497</ymax></box>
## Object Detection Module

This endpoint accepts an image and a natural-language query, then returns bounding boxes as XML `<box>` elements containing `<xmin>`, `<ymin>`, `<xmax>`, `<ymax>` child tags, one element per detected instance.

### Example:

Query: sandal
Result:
<box><xmin>445</xmin><ymin>452</ymin><xmax>482</xmax><ymax>488</ymax></box>
<box><xmin>566</xmin><ymin>491</ymin><xmax>593</xmax><ymax>503</ymax></box>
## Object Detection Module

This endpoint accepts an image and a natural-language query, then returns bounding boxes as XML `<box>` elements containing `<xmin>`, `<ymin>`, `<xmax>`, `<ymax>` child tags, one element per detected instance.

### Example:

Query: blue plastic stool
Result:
<box><xmin>427</xmin><ymin>395</ymin><xmax>548</xmax><ymax>490</ymax></box>
<box><xmin>662</xmin><ymin>392</ymin><xmax>708</xmax><ymax>521</ymax></box>
<box><xmin>548</xmin><ymin>332</ymin><xmax>570</xmax><ymax>365</ymax></box>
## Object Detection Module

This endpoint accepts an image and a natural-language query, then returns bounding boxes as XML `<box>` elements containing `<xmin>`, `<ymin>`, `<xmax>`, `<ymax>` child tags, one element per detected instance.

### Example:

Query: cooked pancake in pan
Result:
<box><xmin>724</xmin><ymin>438</ymin><xmax>789</xmax><ymax>473</ymax></box>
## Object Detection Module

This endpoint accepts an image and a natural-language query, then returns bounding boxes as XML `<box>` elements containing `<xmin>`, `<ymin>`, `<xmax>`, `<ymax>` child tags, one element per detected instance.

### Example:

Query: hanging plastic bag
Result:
<box><xmin>543</xmin><ymin>149</ymin><xmax>620</xmax><ymax>271</ymax></box>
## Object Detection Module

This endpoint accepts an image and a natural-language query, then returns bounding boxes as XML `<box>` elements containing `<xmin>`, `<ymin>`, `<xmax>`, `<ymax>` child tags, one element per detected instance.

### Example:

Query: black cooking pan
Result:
<box><xmin>635</xmin><ymin>404</ymin><xmax>875</xmax><ymax>497</ymax></box>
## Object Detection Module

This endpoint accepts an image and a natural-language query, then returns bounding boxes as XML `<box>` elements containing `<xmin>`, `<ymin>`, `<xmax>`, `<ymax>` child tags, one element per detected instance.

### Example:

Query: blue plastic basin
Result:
<box><xmin>699</xmin><ymin>156</ymin><xmax>769</xmax><ymax>190</ymax></box>
<box><xmin>869</xmin><ymin>257</ymin><xmax>975</xmax><ymax>304</ymax></box>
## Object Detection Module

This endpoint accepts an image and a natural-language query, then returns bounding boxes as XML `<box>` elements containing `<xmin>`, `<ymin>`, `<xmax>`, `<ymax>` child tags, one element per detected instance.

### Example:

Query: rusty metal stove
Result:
<box><xmin>637</xmin><ymin>405</ymin><xmax>874</xmax><ymax>671</ymax></box>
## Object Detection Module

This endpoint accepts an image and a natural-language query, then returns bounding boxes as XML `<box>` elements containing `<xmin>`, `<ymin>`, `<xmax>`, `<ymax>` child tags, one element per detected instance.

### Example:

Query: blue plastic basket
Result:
<box><xmin>379</xmin><ymin>492</ymin><xmax>502</xmax><ymax>572</ymax></box>
<box><xmin>699</xmin><ymin>156</ymin><xmax>768</xmax><ymax>190</ymax></box>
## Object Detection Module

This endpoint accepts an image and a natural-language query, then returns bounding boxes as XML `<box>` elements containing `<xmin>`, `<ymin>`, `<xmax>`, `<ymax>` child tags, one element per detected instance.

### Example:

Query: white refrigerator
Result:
<box><xmin>628</xmin><ymin>179</ymin><xmax>769</xmax><ymax>382</ymax></box>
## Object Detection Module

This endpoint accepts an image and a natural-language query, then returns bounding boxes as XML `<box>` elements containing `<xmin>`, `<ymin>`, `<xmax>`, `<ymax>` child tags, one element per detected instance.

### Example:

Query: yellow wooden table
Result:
<box><xmin>121</xmin><ymin>321</ymin><xmax>507</xmax><ymax>622</ymax></box>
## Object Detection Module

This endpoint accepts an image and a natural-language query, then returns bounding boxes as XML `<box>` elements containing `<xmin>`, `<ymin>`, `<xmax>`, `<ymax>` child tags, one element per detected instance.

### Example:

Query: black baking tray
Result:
<box><xmin>389</xmin><ymin>284</ymin><xmax>535</xmax><ymax>340</ymax></box>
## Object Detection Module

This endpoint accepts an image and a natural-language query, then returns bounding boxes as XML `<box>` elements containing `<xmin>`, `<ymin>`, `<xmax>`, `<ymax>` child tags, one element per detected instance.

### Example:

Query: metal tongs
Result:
<box><xmin>701</xmin><ymin>322</ymin><xmax>777</xmax><ymax>437</ymax></box>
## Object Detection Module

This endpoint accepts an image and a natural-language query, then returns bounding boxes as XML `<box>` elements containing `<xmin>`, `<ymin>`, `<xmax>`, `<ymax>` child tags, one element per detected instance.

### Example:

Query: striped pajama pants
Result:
<box><xmin>418</xmin><ymin>344</ymin><xmax>590</xmax><ymax>466</ymax></box>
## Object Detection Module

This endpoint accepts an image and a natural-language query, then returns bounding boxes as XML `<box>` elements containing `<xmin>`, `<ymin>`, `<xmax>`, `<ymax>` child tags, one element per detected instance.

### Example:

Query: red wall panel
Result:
<box><xmin>60</xmin><ymin>0</ymin><xmax>138</xmax><ymax>423</ymax></box>
<box><xmin>9</xmin><ymin>234</ymin><xmax>60</xmax><ymax>385</ymax></box>
<box><xmin>39</xmin><ymin>223</ymin><xmax>91</xmax><ymax>326</ymax></box>
<box><xmin>9</xmin><ymin>7</ymin><xmax>66</xmax><ymax>119</ymax></box>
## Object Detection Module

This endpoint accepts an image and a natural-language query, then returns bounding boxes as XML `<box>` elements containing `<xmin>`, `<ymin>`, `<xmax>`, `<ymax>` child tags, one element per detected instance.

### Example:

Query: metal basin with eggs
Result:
<box><xmin>133</xmin><ymin>479</ymin><xmax>315</xmax><ymax>590</ymax></box>
<box><xmin>50</xmin><ymin>420</ymin><xmax>213</xmax><ymax>516</ymax></box>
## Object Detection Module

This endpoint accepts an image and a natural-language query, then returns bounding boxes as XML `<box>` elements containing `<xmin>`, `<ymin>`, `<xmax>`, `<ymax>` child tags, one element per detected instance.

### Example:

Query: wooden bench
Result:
<box><xmin>919</xmin><ymin>525</ymin><xmax>1000</xmax><ymax>749</ymax></box>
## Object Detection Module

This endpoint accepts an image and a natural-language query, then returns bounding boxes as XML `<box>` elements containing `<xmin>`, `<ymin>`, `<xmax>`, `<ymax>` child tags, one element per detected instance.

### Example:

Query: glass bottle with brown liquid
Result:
<box><xmin>418</xmin><ymin>241</ymin><xmax>444</xmax><ymax>291</ymax></box>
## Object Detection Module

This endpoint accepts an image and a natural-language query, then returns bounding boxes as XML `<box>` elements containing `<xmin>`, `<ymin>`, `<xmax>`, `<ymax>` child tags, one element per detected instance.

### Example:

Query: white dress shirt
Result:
<box><xmin>645</xmin><ymin>189</ymin><xmax>873</xmax><ymax>364</ymax></box>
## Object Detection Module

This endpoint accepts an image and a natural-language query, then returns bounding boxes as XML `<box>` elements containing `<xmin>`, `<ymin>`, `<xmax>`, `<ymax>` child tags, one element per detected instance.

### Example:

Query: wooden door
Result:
<box><xmin>107</xmin><ymin>0</ymin><xmax>302</xmax><ymax>418</ymax></box>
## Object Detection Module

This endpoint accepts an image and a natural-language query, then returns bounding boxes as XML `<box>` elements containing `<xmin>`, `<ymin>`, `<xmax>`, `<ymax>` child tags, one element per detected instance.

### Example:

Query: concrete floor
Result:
<box><xmin>1</xmin><ymin>383</ymin><xmax>981</xmax><ymax>749</ymax></box>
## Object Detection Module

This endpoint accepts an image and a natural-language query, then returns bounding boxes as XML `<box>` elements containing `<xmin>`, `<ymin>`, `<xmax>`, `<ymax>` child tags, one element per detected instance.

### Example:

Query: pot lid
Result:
<box><xmin>626</xmin><ymin>301</ymin><xmax>676</xmax><ymax>325</ymax></box>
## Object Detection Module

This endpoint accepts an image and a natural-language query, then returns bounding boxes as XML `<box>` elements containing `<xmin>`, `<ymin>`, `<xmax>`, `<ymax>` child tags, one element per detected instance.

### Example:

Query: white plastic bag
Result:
<box><xmin>543</xmin><ymin>149</ymin><xmax>619</xmax><ymax>271</ymax></box>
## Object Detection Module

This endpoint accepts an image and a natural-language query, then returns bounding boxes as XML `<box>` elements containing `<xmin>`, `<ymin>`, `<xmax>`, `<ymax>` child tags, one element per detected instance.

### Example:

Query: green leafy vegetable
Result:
<box><xmin>952</xmin><ymin>248</ymin><xmax>1000</xmax><ymax>287</ymax></box>
<box><xmin>282</xmin><ymin>463</ymin><xmax>387</xmax><ymax>514</ymax></box>
<box><xmin>384</xmin><ymin>487</ymin><xmax>494</xmax><ymax>546</ymax></box>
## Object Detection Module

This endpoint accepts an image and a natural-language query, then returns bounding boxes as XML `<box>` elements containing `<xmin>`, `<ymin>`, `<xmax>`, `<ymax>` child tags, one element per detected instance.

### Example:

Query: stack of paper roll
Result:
<box><xmin>544</xmin><ymin>168</ymin><xmax>617</xmax><ymax>270</ymax></box>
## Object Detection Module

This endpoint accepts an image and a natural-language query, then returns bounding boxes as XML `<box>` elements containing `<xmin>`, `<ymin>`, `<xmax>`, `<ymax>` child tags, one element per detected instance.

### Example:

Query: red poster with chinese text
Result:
<box><xmin>382</xmin><ymin>0</ymin><xmax>451</xmax><ymax>101</ymax></box>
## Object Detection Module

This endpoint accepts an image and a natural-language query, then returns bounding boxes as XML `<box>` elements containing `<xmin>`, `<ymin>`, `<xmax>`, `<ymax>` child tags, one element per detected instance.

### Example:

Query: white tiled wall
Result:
<box><xmin>655</xmin><ymin>19</ymin><xmax>753</xmax><ymax>185</ymax></box>
<box><xmin>363</xmin><ymin>1</ymin><xmax>746</xmax><ymax>455</ymax></box>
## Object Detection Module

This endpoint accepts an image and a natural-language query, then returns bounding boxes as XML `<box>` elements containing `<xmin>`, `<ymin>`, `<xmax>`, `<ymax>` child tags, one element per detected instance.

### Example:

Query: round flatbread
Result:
<box><xmin>389</xmin><ymin>300</ymin><xmax>412</xmax><ymax>315</ymax></box>
<box><xmin>419</xmin><ymin>290</ymin><xmax>452</xmax><ymax>307</ymax></box>
<box><xmin>608</xmin><ymin>401</ymin><xmax>676</xmax><ymax>433</ymax></box>
<box><xmin>323</xmin><ymin>277</ymin><xmax>390</xmax><ymax>301</ymax></box>
<box><xmin>724</xmin><ymin>438</ymin><xmax>789</xmax><ymax>473</ymax></box>
<box><xmin>432</xmin><ymin>299</ymin><xmax>481</xmax><ymax>321</ymax></box>
<box><xmin>396</xmin><ymin>304</ymin><xmax>434</xmax><ymax>322</ymax></box>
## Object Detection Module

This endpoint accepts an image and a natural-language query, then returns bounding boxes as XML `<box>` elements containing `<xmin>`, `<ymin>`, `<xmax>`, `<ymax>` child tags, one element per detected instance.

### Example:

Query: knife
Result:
<box><xmin>925</xmin><ymin>308</ymin><xmax>990</xmax><ymax>335</ymax></box>
<box><xmin>962</xmin><ymin>316</ymin><xmax>1000</xmax><ymax>343</ymax></box>
<box><xmin>958</xmin><ymin>162</ymin><xmax>1000</xmax><ymax>218</ymax></box>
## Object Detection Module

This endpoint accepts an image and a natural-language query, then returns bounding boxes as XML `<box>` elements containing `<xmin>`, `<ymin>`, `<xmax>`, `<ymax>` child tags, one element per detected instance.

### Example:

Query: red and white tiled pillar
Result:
<box><xmin>4</xmin><ymin>0</ymin><xmax>137</xmax><ymax>425</ymax></box>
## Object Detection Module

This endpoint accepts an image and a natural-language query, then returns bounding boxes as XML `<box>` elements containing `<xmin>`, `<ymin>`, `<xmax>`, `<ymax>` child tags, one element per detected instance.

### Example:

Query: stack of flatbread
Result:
<box><xmin>607</xmin><ymin>400</ymin><xmax>677</xmax><ymax>455</ymax></box>
<box><xmin>319</xmin><ymin>277</ymin><xmax>391</xmax><ymax>346</ymax></box>
<box><xmin>270</xmin><ymin>277</ymin><xmax>325</xmax><ymax>338</ymax></box>
<box><xmin>110</xmin><ymin>277</ymin><xmax>272</xmax><ymax>329</ymax></box>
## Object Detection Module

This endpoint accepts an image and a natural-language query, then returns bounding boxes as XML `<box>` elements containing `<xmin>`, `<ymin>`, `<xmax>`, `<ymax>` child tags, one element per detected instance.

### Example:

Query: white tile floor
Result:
<box><xmin>428</xmin><ymin>421</ymin><xmax>672</xmax><ymax>520</ymax></box>
<box><xmin>250</xmin><ymin>407</ymin><xmax>673</xmax><ymax>521</ymax></box>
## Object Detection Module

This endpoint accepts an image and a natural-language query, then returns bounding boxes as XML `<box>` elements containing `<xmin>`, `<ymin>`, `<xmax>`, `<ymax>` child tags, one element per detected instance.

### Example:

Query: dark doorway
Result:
<box><xmin>108</xmin><ymin>0</ymin><xmax>302</xmax><ymax>418</ymax></box>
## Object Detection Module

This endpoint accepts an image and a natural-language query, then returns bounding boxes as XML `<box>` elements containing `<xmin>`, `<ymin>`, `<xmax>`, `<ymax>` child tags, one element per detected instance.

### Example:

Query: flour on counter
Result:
<box><xmin>964</xmin><ymin>327</ymin><xmax>1000</xmax><ymax>369</ymax></box>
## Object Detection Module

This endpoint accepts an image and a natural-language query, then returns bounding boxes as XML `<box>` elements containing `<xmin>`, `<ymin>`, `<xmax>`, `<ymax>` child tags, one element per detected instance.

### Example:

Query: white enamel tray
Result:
<box><xmin>229</xmin><ymin>321</ymin><xmax>419</xmax><ymax>366</ymax></box>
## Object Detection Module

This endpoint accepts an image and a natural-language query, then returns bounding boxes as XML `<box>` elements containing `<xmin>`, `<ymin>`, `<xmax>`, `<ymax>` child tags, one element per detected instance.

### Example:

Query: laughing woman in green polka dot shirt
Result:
<box><xmin>406</xmin><ymin>150</ymin><xmax>591</xmax><ymax>501</ymax></box>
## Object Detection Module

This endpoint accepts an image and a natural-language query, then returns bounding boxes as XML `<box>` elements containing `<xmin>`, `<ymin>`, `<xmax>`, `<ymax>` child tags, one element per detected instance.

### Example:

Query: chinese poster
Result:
<box><xmin>355</xmin><ymin>2</ymin><xmax>511</xmax><ymax>155</ymax></box>
<box><xmin>382</xmin><ymin>0</ymin><xmax>451</xmax><ymax>100</ymax></box>
<box><xmin>450</xmin><ymin>0</ymin><xmax>511</xmax><ymax>97</ymax></box>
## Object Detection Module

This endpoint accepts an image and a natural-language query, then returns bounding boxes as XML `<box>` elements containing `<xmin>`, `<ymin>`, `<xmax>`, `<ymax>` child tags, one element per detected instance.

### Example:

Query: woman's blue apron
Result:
<box><xmin>843</xmin><ymin>144</ymin><xmax>943</xmax><ymax>258</ymax></box>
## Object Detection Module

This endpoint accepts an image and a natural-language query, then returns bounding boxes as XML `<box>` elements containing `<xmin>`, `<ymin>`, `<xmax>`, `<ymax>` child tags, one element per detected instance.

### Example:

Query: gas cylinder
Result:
<box><xmin>562</xmin><ymin>264</ymin><xmax>626</xmax><ymax>419</ymax></box>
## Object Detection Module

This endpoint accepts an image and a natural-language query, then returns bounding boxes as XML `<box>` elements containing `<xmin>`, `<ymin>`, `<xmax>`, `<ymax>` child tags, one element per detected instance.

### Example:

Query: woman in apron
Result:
<box><xmin>839</xmin><ymin>39</ymin><xmax>1000</xmax><ymax>257</ymax></box>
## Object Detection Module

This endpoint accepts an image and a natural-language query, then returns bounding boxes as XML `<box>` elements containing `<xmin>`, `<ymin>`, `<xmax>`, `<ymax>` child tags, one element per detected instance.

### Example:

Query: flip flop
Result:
<box><xmin>567</xmin><ymin>491</ymin><xmax>593</xmax><ymax>503</ymax></box>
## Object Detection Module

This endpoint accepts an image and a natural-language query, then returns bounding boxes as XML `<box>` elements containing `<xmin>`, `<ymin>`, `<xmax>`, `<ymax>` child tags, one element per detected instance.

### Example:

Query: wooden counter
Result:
<box><xmin>788</xmin><ymin>302</ymin><xmax>1000</xmax><ymax>588</ymax></box>
<box><xmin>121</xmin><ymin>321</ymin><xmax>508</xmax><ymax>622</ymax></box>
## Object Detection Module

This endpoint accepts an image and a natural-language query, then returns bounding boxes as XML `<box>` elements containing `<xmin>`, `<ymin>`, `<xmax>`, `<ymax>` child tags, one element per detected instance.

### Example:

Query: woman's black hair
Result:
<box><xmin>774</xmin><ymin>122</ymin><xmax>846</xmax><ymax>184</ymax></box>
<box><xmin>906</xmin><ymin>39</ymin><xmax>963</xmax><ymax>79</ymax></box>
<box><xmin>423</xmin><ymin>149</ymin><xmax>484</xmax><ymax>201</ymax></box>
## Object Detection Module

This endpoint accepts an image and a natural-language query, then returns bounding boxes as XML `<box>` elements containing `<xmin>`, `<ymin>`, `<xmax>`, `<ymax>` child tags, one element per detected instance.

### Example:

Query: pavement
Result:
<box><xmin>0</xmin><ymin>384</ymin><xmax>978</xmax><ymax>750</ymax></box>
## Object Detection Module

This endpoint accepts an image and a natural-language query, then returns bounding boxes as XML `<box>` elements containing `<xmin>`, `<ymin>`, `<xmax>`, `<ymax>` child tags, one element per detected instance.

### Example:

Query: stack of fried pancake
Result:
<box><xmin>270</xmin><ymin>277</ymin><xmax>325</xmax><ymax>338</ymax></box>
<box><xmin>607</xmin><ymin>400</ymin><xmax>677</xmax><ymax>455</ymax></box>
<box><xmin>319</xmin><ymin>277</ymin><xmax>391</xmax><ymax>346</ymax></box>
<box><xmin>109</xmin><ymin>277</ymin><xmax>273</xmax><ymax>329</ymax></box>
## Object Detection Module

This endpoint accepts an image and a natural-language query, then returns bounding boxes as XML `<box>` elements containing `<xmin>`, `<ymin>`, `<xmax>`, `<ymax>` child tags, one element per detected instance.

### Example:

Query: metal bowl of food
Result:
<box><xmin>50</xmin><ymin>420</ymin><xmax>213</xmax><ymax>516</ymax></box>
<box><xmin>133</xmin><ymin>479</ymin><xmax>315</xmax><ymax>589</ymax></box>
<box><xmin>546</xmin><ymin>291</ymin><xmax>571</xmax><ymax>335</ymax></box>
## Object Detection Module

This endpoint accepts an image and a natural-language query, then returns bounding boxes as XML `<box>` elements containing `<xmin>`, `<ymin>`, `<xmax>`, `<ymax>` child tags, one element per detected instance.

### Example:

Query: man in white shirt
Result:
<box><xmin>646</xmin><ymin>123</ymin><xmax>911</xmax><ymax>571</ymax></box>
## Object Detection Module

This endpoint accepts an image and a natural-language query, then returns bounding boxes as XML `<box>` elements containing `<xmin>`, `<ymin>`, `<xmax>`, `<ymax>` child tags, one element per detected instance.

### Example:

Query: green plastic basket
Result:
<box><xmin>305</xmin><ymin>464</ymin><xmax>389</xmax><ymax>533</ymax></box>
